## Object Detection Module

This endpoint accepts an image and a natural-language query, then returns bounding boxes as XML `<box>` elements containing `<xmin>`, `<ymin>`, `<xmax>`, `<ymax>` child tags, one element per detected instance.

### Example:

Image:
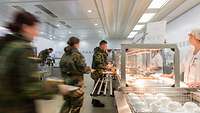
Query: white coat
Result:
<box><xmin>151</xmin><ymin>53</ymin><xmax>163</xmax><ymax>68</ymax></box>
<box><xmin>183</xmin><ymin>49</ymin><xmax>200</xmax><ymax>83</ymax></box>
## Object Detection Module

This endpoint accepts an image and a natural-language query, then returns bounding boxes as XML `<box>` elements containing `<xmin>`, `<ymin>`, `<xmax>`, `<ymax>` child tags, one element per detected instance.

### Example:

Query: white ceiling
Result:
<box><xmin>0</xmin><ymin>0</ymin><xmax>199</xmax><ymax>41</ymax></box>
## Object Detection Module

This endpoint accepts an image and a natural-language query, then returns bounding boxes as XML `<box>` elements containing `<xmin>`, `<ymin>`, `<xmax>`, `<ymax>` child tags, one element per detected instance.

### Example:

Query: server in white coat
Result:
<box><xmin>183</xmin><ymin>28</ymin><xmax>200</xmax><ymax>88</ymax></box>
<box><xmin>150</xmin><ymin>50</ymin><xmax>163</xmax><ymax>73</ymax></box>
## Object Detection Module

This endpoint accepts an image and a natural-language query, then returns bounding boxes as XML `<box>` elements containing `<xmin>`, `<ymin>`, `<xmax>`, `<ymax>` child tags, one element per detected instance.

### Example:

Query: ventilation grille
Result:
<box><xmin>44</xmin><ymin>22</ymin><xmax>58</xmax><ymax>29</ymax></box>
<box><xmin>59</xmin><ymin>21</ymin><xmax>72</xmax><ymax>28</ymax></box>
<box><xmin>35</xmin><ymin>5</ymin><xmax>58</xmax><ymax>18</ymax></box>
<box><xmin>12</xmin><ymin>6</ymin><xmax>25</xmax><ymax>11</ymax></box>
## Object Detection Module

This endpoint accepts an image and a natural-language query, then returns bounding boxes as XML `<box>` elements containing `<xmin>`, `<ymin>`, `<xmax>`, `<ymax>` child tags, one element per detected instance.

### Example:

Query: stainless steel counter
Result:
<box><xmin>115</xmin><ymin>87</ymin><xmax>200</xmax><ymax>113</ymax></box>
<box><xmin>114</xmin><ymin>91</ymin><xmax>132</xmax><ymax>113</ymax></box>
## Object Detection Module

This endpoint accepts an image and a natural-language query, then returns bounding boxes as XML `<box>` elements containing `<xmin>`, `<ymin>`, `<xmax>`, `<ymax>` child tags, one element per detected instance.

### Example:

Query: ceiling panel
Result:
<box><xmin>95</xmin><ymin>0</ymin><xmax>152</xmax><ymax>39</ymax></box>
<box><xmin>43</xmin><ymin>0</ymin><xmax>99</xmax><ymax>19</ymax></box>
<box><xmin>0</xmin><ymin>0</ymin><xmax>105</xmax><ymax>40</ymax></box>
<box><xmin>65</xmin><ymin>19</ymin><xmax>102</xmax><ymax>28</ymax></box>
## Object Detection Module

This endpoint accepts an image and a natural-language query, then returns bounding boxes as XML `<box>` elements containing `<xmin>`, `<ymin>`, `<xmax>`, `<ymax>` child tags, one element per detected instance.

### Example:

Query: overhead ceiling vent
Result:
<box><xmin>59</xmin><ymin>21</ymin><xmax>72</xmax><ymax>28</ymax></box>
<box><xmin>45</xmin><ymin>22</ymin><xmax>58</xmax><ymax>29</ymax></box>
<box><xmin>12</xmin><ymin>6</ymin><xmax>25</xmax><ymax>11</ymax></box>
<box><xmin>35</xmin><ymin>5</ymin><xmax>58</xmax><ymax>18</ymax></box>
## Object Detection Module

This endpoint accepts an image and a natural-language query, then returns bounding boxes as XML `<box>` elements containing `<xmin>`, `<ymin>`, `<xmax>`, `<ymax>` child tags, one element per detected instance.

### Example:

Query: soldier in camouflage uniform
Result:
<box><xmin>38</xmin><ymin>48</ymin><xmax>53</xmax><ymax>65</ymax></box>
<box><xmin>0</xmin><ymin>11</ymin><xmax>54</xmax><ymax>113</ymax></box>
<box><xmin>59</xmin><ymin>37</ymin><xmax>90</xmax><ymax>113</ymax></box>
<box><xmin>91</xmin><ymin>40</ymin><xmax>108</xmax><ymax>107</ymax></box>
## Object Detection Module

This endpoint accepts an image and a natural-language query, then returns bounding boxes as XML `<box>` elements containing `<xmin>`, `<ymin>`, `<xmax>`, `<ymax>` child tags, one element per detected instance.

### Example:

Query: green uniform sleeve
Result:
<box><xmin>17</xmin><ymin>48</ymin><xmax>53</xmax><ymax>99</ymax></box>
<box><xmin>72</xmin><ymin>52</ymin><xmax>87</xmax><ymax>74</ymax></box>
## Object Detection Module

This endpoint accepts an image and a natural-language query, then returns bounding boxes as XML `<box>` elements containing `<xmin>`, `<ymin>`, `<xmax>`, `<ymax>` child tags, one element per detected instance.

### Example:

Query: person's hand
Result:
<box><xmin>91</xmin><ymin>69</ymin><xmax>95</xmax><ymax>73</ymax></box>
<box><xmin>187</xmin><ymin>82</ymin><xmax>200</xmax><ymax>88</ymax></box>
<box><xmin>73</xmin><ymin>88</ymin><xmax>84</xmax><ymax>97</ymax></box>
<box><xmin>160</xmin><ymin>74</ymin><xmax>174</xmax><ymax>78</ymax></box>
<box><xmin>106</xmin><ymin>63</ymin><xmax>113</xmax><ymax>70</ymax></box>
<box><xmin>85</xmin><ymin>66</ymin><xmax>91</xmax><ymax>73</ymax></box>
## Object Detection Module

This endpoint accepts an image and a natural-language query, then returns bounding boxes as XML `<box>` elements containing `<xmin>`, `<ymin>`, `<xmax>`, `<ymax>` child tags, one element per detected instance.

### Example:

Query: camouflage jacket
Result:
<box><xmin>0</xmin><ymin>33</ymin><xmax>51</xmax><ymax>108</ymax></box>
<box><xmin>38</xmin><ymin>49</ymin><xmax>49</xmax><ymax>61</ymax></box>
<box><xmin>92</xmin><ymin>47</ymin><xmax>108</xmax><ymax>70</ymax></box>
<box><xmin>60</xmin><ymin>46</ymin><xmax>87</xmax><ymax>85</ymax></box>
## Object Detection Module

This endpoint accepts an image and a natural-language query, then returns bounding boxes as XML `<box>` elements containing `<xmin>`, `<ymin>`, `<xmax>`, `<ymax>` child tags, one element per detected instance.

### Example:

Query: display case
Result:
<box><xmin>114</xmin><ymin>44</ymin><xmax>200</xmax><ymax>113</ymax></box>
<box><xmin>120</xmin><ymin>44</ymin><xmax>182</xmax><ymax>87</ymax></box>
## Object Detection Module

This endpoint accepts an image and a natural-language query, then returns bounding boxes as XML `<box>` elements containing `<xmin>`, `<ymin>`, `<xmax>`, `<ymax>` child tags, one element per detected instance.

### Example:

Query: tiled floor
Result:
<box><xmin>36</xmin><ymin>75</ymin><xmax>117</xmax><ymax>113</ymax></box>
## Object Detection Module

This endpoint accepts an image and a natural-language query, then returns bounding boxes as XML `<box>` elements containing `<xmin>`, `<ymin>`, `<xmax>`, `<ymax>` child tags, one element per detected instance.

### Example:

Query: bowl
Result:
<box><xmin>167</xmin><ymin>101</ymin><xmax>182</xmax><ymax>112</ymax></box>
<box><xmin>156</xmin><ymin>93</ymin><xmax>166</xmax><ymax>99</ymax></box>
<box><xmin>133</xmin><ymin>102</ymin><xmax>147</xmax><ymax>110</ymax></box>
<box><xmin>159</xmin><ymin>97</ymin><xmax>171</xmax><ymax>106</ymax></box>
<box><xmin>158</xmin><ymin>107</ymin><xmax>170</xmax><ymax>112</ymax></box>
<box><xmin>150</xmin><ymin>101</ymin><xmax>161</xmax><ymax>112</ymax></box>
<box><xmin>183</xmin><ymin>102</ymin><xmax>198</xmax><ymax>112</ymax></box>
<box><xmin>144</xmin><ymin>96</ymin><xmax>156</xmax><ymax>106</ymax></box>
<box><xmin>193</xmin><ymin>107</ymin><xmax>200</xmax><ymax>113</ymax></box>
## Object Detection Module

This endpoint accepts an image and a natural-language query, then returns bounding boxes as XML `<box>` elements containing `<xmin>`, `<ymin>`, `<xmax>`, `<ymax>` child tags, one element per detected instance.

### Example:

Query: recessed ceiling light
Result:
<box><xmin>50</xmin><ymin>38</ymin><xmax>53</xmax><ymax>40</ymax></box>
<box><xmin>98</xmin><ymin>31</ymin><xmax>102</xmax><ymax>33</ymax></box>
<box><xmin>40</xmin><ymin>32</ymin><xmax>44</xmax><ymax>34</ymax></box>
<box><xmin>138</xmin><ymin>13</ymin><xmax>156</xmax><ymax>23</ymax></box>
<box><xmin>87</xmin><ymin>10</ymin><xmax>92</xmax><ymax>13</ymax></box>
<box><xmin>68</xmin><ymin>31</ymin><xmax>72</xmax><ymax>34</ymax></box>
<box><xmin>133</xmin><ymin>24</ymin><xmax>145</xmax><ymax>31</ymax></box>
<box><xmin>94</xmin><ymin>23</ymin><xmax>98</xmax><ymax>26</ymax></box>
<box><xmin>128</xmin><ymin>32</ymin><xmax>137</xmax><ymax>38</ymax></box>
<box><xmin>148</xmin><ymin>0</ymin><xmax>169</xmax><ymax>9</ymax></box>
<box><xmin>56</xmin><ymin>24</ymin><xmax>60</xmax><ymax>27</ymax></box>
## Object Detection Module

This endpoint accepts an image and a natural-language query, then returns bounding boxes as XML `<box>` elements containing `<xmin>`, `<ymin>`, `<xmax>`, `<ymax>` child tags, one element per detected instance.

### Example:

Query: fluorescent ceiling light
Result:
<box><xmin>94</xmin><ymin>23</ymin><xmax>98</xmax><ymax>26</ymax></box>
<box><xmin>148</xmin><ymin>0</ymin><xmax>170</xmax><ymax>9</ymax></box>
<box><xmin>138</xmin><ymin>13</ymin><xmax>156</xmax><ymax>23</ymax></box>
<box><xmin>128</xmin><ymin>32</ymin><xmax>137</xmax><ymax>38</ymax></box>
<box><xmin>133</xmin><ymin>25</ymin><xmax>145</xmax><ymax>31</ymax></box>
<box><xmin>87</xmin><ymin>10</ymin><xmax>92</xmax><ymax>13</ymax></box>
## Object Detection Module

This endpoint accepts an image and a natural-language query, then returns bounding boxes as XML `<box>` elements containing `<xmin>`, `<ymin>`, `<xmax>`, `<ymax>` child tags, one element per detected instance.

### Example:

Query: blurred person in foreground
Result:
<box><xmin>0</xmin><ymin>11</ymin><xmax>58</xmax><ymax>113</ymax></box>
<box><xmin>59</xmin><ymin>37</ymin><xmax>91</xmax><ymax>113</ymax></box>
<box><xmin>91</xmin><ymin>40</ymin><xmax>108</xmax><ymax>107</ymax></box>
<box><xmin>38</xmin><ymin>48</ymin><xmax>53</xmax><ymax>65</ymax></box>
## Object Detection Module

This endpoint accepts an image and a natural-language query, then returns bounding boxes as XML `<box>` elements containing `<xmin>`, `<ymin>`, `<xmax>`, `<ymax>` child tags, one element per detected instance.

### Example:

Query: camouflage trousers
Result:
<box><xmin>60</xmin><ymin>77</ymin><xmax>84</xmax><ymax>113</ymax></box>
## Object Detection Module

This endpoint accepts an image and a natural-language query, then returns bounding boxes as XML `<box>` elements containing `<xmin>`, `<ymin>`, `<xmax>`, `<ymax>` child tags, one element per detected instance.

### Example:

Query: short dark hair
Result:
<box><xmin>99</xmin><ymin>40</ymin><xmax>107</xmax><ymax>46</ymax></box>
<box><xmin>7</xmin><ymin>11</ymin><xmax>40</xmax><ymax>33</ymax></box>
<box><xmin>48</xmin><ymin>48</ymin><xmax>53</xmax><ymax>51</ymax></box>
<box><xmin>67</xmin><ymin>37</ymin><xmax>80</xmax><ymax>46</ymax></box>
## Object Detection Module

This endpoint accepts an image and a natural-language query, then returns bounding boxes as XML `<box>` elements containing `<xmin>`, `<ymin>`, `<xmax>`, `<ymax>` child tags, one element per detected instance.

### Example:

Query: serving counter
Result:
<box><xmin>114</xmin><ymin>44</ymin><xmax>200</xmax><ymax>113</ymax></box>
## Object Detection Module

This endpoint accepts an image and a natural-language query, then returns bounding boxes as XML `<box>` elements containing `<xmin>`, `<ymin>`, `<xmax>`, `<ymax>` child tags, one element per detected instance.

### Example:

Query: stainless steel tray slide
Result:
<box><xmin>115</xmin><ymin>87</ymin><xmax>200</xmax><ymax>113</ymax></box>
